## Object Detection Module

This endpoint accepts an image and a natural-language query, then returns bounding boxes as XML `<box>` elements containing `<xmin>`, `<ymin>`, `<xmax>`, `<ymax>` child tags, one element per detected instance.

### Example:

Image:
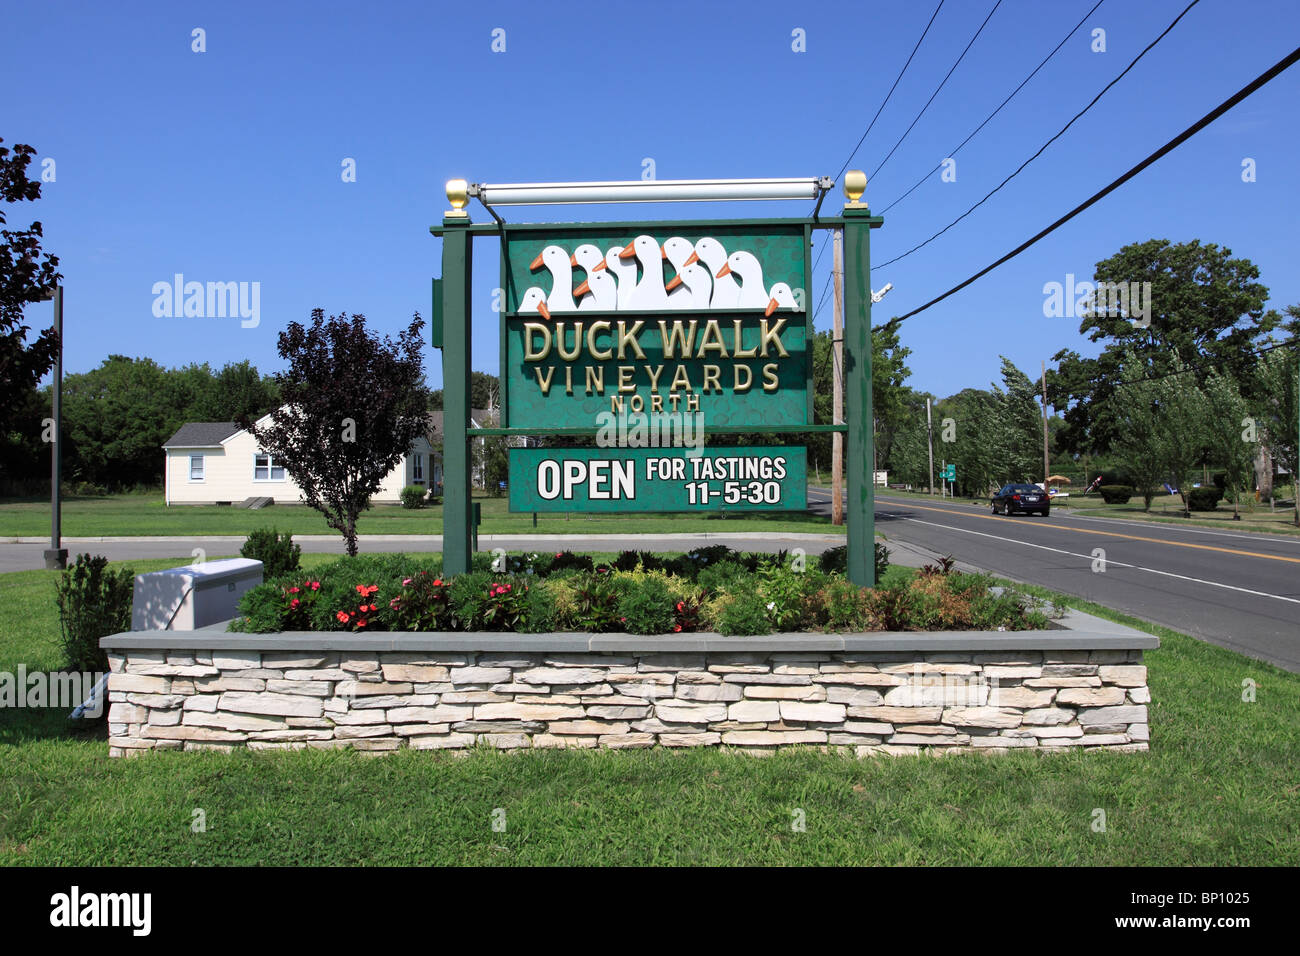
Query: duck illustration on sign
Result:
<box><xmin>518</xmin><ymin>235</ymin><xmax>801</xmax><ymax>317</ymax></box>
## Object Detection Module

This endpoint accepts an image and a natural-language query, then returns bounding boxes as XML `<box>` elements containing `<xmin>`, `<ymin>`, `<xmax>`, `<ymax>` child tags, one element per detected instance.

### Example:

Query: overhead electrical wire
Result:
<box><xmin>867</xmin><ymin>0</ymin><xmax>1003</xmax><ymax>184</ymax></box>
<box><xmin>832</xmin><ymin>0</ymin><xmax>947</xmax><ymax>184</ymax></box>
<box><xmin>809</xmin><ymin>0</ymin><xmax>946</xmax><ymax>309</ymax></box>
<box><xmin>878</xmin><ymin>0</ymin><xmax>1106</xmax><ymax>216</ymax></box>
<box><xmin>874</xmin><ymin>0</ymin><xmax>1201</xmax><ymax>272</ymax></box>
<box><xmin>877</xmin><ymin>39</ymin><xmax>1300</xmax><ymax>333</ymax></box>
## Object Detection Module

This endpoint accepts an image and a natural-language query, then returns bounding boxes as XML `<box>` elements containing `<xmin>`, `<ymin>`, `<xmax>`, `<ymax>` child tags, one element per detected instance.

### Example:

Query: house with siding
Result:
<box><xmin>161</xmin><ymin>410</ymin><xmax>489</xmax><ymax>506</ymax></box>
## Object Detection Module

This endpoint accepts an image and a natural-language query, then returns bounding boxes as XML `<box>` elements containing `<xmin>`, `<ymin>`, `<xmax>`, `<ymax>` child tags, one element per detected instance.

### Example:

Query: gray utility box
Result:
<box><xmin>132</xmin><ymin>558</ymin><xmax>264</xmax><ymax>631</ymax></box>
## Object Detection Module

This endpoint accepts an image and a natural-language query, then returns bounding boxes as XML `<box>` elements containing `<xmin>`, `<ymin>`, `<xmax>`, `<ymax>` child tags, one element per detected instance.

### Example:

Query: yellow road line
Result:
<box><xmin>879</xmin><ymin>498</ymin><xmax>1300</xmax><ymax>566</ymax></box>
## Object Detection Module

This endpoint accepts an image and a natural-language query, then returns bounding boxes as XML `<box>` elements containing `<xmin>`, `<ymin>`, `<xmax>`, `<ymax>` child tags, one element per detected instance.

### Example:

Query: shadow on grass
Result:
<box><xmin>0</xmin><ymin>708</ymin><xmax>107</xmax><ymax>747</ymax></box>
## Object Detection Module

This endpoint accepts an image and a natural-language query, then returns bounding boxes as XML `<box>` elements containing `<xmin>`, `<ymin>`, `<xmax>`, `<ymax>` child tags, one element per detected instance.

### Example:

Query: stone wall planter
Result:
<box><xmin>100</xmin><ymin>606</ymin><xmax>1157</xmax><ymax>756</ymax></box>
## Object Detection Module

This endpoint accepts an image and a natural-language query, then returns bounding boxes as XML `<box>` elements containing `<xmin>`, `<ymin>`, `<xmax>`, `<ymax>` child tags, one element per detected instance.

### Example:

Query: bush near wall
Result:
<box><xmin>229</xmin><ymin>547</ymin><xmax>1051</xmax><ymax>637</ymax></box>
<box><xmin>55</xmin><ymin>553</ymin><xmax>134</xmax><ymax>672</ymax></box>
<box><xmin>240</xmin><ymin>528</ymin><xmax>301</xmax><ymax>579</ymax></box>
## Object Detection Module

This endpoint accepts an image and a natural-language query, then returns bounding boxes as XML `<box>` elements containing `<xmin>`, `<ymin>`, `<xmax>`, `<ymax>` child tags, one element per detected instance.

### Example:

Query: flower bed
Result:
<box><xmin>229</xmin><ymin>548</ymin><xmax>1056</xmax><ymax>637</ymax></box>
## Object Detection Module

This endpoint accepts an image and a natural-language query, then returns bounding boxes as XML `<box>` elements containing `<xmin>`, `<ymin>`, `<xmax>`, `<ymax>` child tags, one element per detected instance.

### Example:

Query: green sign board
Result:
<box><xmin>942</xmin><ymin>464</ymin><xmax>956</xmax><ymax>481</ymax></box>
<box><xmin>500</xmin><ymin>221</ymin><xmax>811</xmax><ymax>430</ymax></box>
<box><xmin>509</xmin><ymin>446</ymin><xmax>807</xmax><ymax>513</ymax></box>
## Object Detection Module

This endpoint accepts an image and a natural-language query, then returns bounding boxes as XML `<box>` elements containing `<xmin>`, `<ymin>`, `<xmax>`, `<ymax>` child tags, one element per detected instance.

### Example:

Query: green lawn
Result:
<box><xmin>0</xmin><ymin>492</ymin><xmax>843</xmax><ymax>538</ymax></box>
<box><xmin>1</xmin><ymin>556</ymin><xmax>1296</xmax><ymax>865</ymax></box>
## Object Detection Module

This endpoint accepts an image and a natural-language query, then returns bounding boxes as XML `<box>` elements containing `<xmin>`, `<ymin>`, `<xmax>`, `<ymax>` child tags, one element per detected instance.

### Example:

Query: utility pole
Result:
<box><xmin>44</xmin><ymin>286</ymin><xmax>67</xmax><ymax>571</ymax></box>
<box><xmin>926</xmin><ymin>397</ymin><xmax>935</xmax><ymax>495</ymax></box>
<box><xmin>831</xmin><ymin>229</ymin><xmax>844</xmax><ymax>526</ymax></box>
<box><xmin>1041</xmin><ymin>360</ymin><xmax>1050</xmax><ymax>488</ymax></box>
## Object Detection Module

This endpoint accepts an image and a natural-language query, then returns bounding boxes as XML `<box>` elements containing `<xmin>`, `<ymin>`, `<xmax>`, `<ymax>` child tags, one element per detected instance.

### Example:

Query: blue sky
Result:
<box><xmin>6</xmin><ymin>0</ymin><xmax>1298</xmax><ymax>400</ymax></box>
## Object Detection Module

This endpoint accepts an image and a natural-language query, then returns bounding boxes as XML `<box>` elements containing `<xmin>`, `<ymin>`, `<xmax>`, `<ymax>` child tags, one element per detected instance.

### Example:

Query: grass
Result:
<box><xmin>0</xmin><ymin>491</ymin><xmax>843</xmax><ymax>539</ymax></box>
<box><xmin>1</xmin><ymin>556</ymin><xmax>1296</xmax><ymax>865</ymax></box>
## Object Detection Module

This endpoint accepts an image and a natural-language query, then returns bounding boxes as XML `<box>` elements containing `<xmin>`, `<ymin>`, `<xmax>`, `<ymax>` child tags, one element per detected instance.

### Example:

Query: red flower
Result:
<box><xmin>336</xmin><ymin>611</ymin><xmax>350</xmax><ymax>623</ymax></box>
<box><xmin>676</xmin><ymin>602</ymin><xmax>684</xmax><ymax>611</ymax></box>
<box><xmin>288</xmin><ymin>586</ymin><xmax>300</xmax><ymax>594</ymax></box>
<box><xmin>432</xmin><ymin>579</ymin><xmax>442</xmax><ymax>586</ymax></box>
<box><xmin>310</xmin><ymin>581</ymin><xmax>320</xmax><ymax>591</ymax></box>
<box><xmin>290</xmin><ymin>598</ymin><xmax>300</xmax><ymax>609</ymax></box>
<box><xmin>674</xmin><ymin>625</ymin><xmax>682</xmax><ymax>632</ymax></box>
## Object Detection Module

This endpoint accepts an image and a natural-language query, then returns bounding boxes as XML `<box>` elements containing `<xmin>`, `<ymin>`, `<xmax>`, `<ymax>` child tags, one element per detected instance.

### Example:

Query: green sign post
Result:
<box><xmin>431</xmin><ymin>176</ymin><xmax>882</xmax><ymax>583</ymax></box>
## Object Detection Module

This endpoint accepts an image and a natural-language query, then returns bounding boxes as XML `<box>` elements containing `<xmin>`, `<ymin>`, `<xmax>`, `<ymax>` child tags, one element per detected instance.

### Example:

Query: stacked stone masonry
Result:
<box><xmin>106</xmin><ymin>648</ymin><xmax>1151</xmax><ymax>756</ymax></box>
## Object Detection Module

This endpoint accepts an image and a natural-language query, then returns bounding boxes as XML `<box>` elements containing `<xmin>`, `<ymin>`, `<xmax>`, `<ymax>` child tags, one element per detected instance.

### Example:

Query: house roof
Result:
<box><xmin>426</xmin><ymin>408</ymin><xmax>495</xmax><ymax>441</ymax></box>
<box><xmin>162</xmin><ymin>422</ymin><xmax>242</xmax><ymax>448</ymax></box>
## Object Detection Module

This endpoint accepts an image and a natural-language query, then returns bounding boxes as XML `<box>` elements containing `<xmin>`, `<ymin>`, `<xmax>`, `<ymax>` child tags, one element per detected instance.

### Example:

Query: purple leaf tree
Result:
<box><xmin>247</xmin><ymin>309</ymin><xmax>428</xmax><ymax>556</ymax></box>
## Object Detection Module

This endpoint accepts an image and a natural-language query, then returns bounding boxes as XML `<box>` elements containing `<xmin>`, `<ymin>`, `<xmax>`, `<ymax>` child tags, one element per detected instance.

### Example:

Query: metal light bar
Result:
<box><xmin>470</xmin><ymin>177</ymin><xmax>832</xmax><ymax>206</ymax></box>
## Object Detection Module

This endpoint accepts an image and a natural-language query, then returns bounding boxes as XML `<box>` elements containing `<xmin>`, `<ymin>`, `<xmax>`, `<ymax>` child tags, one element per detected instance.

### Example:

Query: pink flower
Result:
<box><xmin>402</xmin><ymin>578</ymin><xmax>412</xmax><ymax>586</ymax></box>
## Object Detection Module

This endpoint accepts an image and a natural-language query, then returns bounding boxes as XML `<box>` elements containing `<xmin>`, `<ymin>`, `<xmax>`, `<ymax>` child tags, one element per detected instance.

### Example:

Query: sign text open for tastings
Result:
<box><xmin>509</xmin><ymin>447</ymin><xmax>807</xmax><ymax>513</ymax></box>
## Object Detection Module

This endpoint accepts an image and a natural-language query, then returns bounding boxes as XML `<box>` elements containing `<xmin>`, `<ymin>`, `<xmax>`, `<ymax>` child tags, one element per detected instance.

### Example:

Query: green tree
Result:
<box><xmin>1201</xmin><ymin>369</ymin><xmax>1256</xmax><ymax>518</ymax></box>
<box><xmin>1150</xmin><ymin>357</ymin><xmax>1210</xmax><ymax>517</ymax></box>
<box><xmin>1049</xmin><ymin>239</ymin><xmax>1275</xmax><ymax>455</ymax></box>
<box><xmin>1253</xmin><ymin>310</ymin><xmax>1298</xmax><ymax>524</ymax></box>
<box><xmin>1101</xmin><ymin>361</ymin><xmax>1165</xmax><ymax>511</ymax></box>
<box><xmin>61</xmin><ymin>355</ymin><xmax>179</xmax><ymax>488</ymax></box>
<box><xmin>1</xmin><ymin>139</ymin><xmax>61</xmax><ymax>435</ymax></box>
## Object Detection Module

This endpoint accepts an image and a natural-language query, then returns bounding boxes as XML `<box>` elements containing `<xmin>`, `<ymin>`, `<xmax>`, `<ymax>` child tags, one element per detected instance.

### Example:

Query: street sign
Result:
<box><xmin>942</xmin><ymin>464</ymin><xmax>956</xmax><ymax>481</ymax></box>
<box><xmin>509</xmin><ymin>446</ymin><xmax>806</xmax><ymax>513</ymax></box>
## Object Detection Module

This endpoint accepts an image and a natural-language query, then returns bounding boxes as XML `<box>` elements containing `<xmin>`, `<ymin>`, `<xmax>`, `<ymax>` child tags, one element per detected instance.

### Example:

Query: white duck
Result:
<box><xmin>571</xmin><ymin>244</ymin><xmax>617</xmax><ymax>311</ymax></box>
<box><xmin>662</xmin><ymin>236</ymin><xmax>712</xmax><ymax>310</ymax></box>
<box><xmin>602</xmin><ymin>244</ymin><xmax>639</xmax><ymax>310</ymax></box>
<box><xmin>687</xmin><ymin>237</ymin><xmax>741</xmax><ymax>309</ymax></box>
<box><xmin>529</xmin><ymin>244</ymin><xmax>577</xmax><ymax>313</ymax></box>
<box><xmin>764</xmin><ymin>282</ymin><xmax>798</xmax><ymax>317</ymax></box>
<box><xmin>618</xmin><ymin>234</ymin><xmax>670</xmax><ymax>310</ymax></box>
<box><xmin>715</xmin><ymin>251</ymin><xmax>768</xmax><ymax>310</ymax></box>
<box><xmin>518</xmin><ymin>286</ymin><xmax>550</xmax><ymax>320</ymax></box>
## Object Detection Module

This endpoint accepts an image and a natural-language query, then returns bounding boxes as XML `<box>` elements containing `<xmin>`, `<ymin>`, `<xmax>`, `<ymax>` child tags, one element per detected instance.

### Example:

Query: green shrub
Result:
<box><xmin>568</xmin><ymin>574</ymin><xmax>622</xmax><ymax>632</ymax></box>
<box><xmin>400</xmin><ymin>485</ymin><xmax>427</xmax><ymax>509</ymax></box>
<box><xmin>1098</xmin><ymin>484</ymin><xmax>1135</xmax><ymax>505</ymax></box>
<box><xmin>1188</xmin><ymin>486</ymin><xmax>1224</xmax><ymax>511</ymax></box>
<box><xmin>616</xmin><ymin>575</ymin><xmax>675</xmax><ymax>634</ymax></box>
<box><xmin>818</xmin><ymin>543</ymin><xmax>889</xmax><ymax>580</ymax></box>
<box><xmin>696</xmin><ymin>559</ymin><xmax>749</xmax><ymax>592</ymax></box>
<box><xmin>520</xmin><ymin>581</ymin><xmax>559</xmax><ymax>633</ymax></box>
<box><xmin>240</xmin><ymin>527</ymin><xmax>301</xmax><ymax>579</ymax></box>
<box><xmin>446</xmin><ymin>571</ymin><xmax>495</xmax><ymax>630</ymax></box>
<box><xmin>54</xmin><ymin>554</ymin><xmax>134</xmax><ymax>672</ymax></box>
<box><xmin>714</xmin><ymin>591</ymin><xmax>772</xmax><ymax>636</ymax></box>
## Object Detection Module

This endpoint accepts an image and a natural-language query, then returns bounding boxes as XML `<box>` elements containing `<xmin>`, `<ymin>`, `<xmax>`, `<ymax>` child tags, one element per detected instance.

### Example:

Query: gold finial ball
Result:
<box><xmin>446</xmin><ymin>178</ymin><xmax>469</xmax><ymax>213</ymax></box>
<box><xmin>843</xmin><ymin>170</ymin><xmax>867</xmax><ymax>205</ymax></box>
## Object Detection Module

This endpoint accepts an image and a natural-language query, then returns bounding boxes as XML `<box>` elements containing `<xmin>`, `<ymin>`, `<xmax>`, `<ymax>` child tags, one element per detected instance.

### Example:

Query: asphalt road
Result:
<box><xmin>0</xmin><ymin>531</ymin><xmax>846</xmax><ymax>575</ymax></box>
<box><xmin>808</xmin><ymin>487</ymin><xmax>1300</xmax><ymax>671</ymax></box>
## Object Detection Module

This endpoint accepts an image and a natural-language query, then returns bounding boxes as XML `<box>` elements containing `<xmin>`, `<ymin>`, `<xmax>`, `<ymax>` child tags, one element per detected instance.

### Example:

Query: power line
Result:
<box><xmin>875</xmin><ymin>0</ymin><xmax>1200</xmax><ymax>272</ymax></box>
<box><xmin>832</xmin><ymin>0</ymin><xmax>947</xmax><ymax>185</ymax></box>
<box><xmin>878</xmin><ymin>0</ymin><xmax>1105</xmax><ymax>216</ymax></box>
<box><xmin>867</xmin><ymin>0</ymin><xmax>1003</xmax><ymax>183</ymax></box>
<box><xmin>878</xmin><ymin>38</ymin><xmax>1300</xmax><ymax>333</ymax></box>
<box><xmin>810</xmin><ymin>0</ymin><xmax>946</xmax><ymax>278</ymax></box>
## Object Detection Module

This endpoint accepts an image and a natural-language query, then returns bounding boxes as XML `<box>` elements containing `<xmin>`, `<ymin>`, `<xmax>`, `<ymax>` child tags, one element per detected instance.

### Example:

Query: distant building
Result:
<box><xmin>160</xmin><ymin>409</ymin><xmax>493</xmax><ymax>506</ymax></box>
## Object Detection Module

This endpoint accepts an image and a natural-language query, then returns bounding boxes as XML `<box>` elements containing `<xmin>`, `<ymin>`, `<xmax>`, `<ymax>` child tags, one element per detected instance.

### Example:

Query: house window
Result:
<box><xmin>254</xmin><ymin>453</ymin><xmax>285</xmax><ymax>481</ymax></box>
<box><xmin>413</xmin><ymin>453</ymin><xmax>424</xmax><ymax>482</ymax></box>
<box><xmin>189</xmin><ymin>455</ymin><xmax>205</xmax><ymax>481</ymax></box>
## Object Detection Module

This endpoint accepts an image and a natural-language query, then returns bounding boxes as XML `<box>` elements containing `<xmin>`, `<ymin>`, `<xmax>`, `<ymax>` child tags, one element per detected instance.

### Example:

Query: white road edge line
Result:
<box><xmin>886</xmin><ymin>513</ymin><xmax>1300</xmax><ymax>607</ymax></box>
<box><xmin>875</xmin><ymin>494</ymin><xmax>1300</xmax><ymax>547</ymax></box>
